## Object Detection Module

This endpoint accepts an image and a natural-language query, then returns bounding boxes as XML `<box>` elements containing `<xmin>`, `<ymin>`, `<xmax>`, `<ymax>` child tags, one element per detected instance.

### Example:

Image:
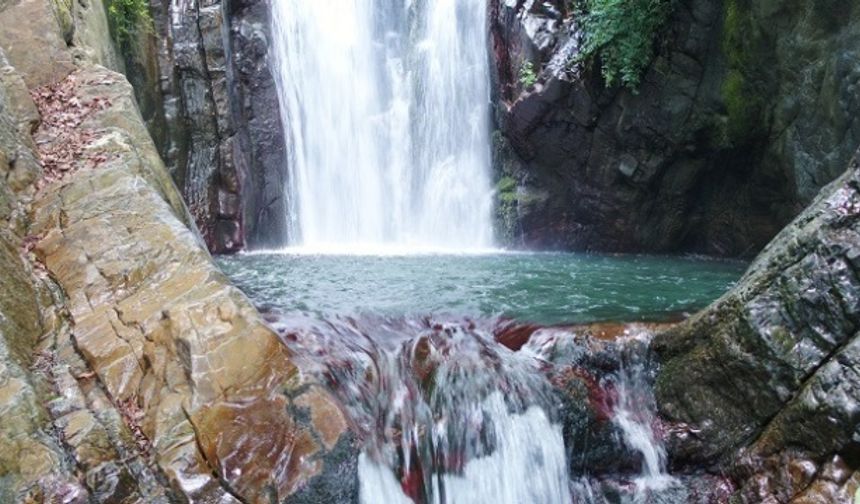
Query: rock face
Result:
<box><xmin>491</xmin><ymin>0</ymin><xmax>860</xmax><ymax>256</ymax></box>
<box><xmin>123</xmin><ymin>0</ymin><xmax>289</xmax><ymax>253</ymax></box>
<box><xmin>0</xmin><ymin>45</ymin><xmax>85</xmax><ymax>504</ymax></box>
<box><xmin>654</xmin><ymin>150</ymin><xmax>860</xmax><ymax>501</ymax></box>
<box><xmin>0</xmin><ymin>2</ymin><xmax>357</xmax><ymax>501</ymax></box>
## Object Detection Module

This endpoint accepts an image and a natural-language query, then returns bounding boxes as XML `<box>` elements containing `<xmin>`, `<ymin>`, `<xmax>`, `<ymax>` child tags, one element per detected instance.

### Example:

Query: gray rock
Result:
<box><xmin>653</xmin><ymin>150</ymin><xmax>860</xmax><ymax>501</ymax></box>
<box><xmin>490</xmin><ymin>0</ymin><xmax>860</xmax><ymax>257</ymax></box>
<box><xmin>121</xmin><ymin>0</ymin><xmax>289</xmax><ymax>253</ymax></box>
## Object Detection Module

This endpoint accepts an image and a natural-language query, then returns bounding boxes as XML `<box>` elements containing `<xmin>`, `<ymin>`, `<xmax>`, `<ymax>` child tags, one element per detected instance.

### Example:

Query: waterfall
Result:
<box><xmin>271</xmin><ymin>0</ymin><xmax>495</xmax><ymax>251</ymax></box>
<box><xmin>613</xmin><ymin>365</ymin><xmax>676</xmax><ymax>493</ymax></box>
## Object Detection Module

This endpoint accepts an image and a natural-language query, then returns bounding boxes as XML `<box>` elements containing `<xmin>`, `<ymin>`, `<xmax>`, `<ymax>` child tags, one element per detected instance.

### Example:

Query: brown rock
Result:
<box><xmin>0</xmin><ymin>0</ymin><xmax>75</xmax><ymax>87</ymax></box>
<box><xmin>295</xmin><ymin>387</ymin><xmax>350</xmax><ymax>451</ymax></box>
<box><xmin>24</xmin><ymin>66</ymin><xmax>352</xmax><ymax>502</ymax></box>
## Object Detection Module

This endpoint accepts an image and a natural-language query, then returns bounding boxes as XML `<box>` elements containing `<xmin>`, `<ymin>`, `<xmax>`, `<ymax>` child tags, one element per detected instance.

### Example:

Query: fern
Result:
<box><xmin>576</xmin><ymin>0</ymin><xmax>674</xmax><ymax>90</ymax></box>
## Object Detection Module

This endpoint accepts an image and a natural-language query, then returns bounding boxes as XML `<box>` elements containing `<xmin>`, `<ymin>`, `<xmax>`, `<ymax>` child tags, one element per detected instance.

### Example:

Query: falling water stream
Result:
<box><xmin>271</xmin><ymin>0</ymin><xmax>494</xmax><ymax>250</ymax></box>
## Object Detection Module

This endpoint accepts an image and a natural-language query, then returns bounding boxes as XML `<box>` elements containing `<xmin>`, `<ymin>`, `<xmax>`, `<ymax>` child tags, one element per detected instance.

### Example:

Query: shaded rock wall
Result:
<box><xmin>125</xmin><ymin>0</ymin><xmax>288</xmax><ymax>253</ymax></box>
<box><xmin>654</xmin><ymin>150</ymin><xmax>860</xmax><ymax>501</ymax></box>
<box><xmin>491</xmin><ymin>0</ymin><xmax>860</xmax><ymax>257</ymax></box>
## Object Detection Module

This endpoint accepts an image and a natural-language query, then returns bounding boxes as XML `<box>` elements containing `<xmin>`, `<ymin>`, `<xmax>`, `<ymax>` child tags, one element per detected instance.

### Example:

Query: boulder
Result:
<box><xmin>23</xmin><ymin>65</ymin><xmax>356</xmax><ymax>502</ymax></box>
<box><xmin>654</xmin><ymin>150</ymin><xmax>860</xmax><ymax>501</ymax></box>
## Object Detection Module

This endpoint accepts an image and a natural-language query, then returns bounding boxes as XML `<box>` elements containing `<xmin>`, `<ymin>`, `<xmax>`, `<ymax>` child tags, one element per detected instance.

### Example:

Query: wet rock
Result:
<box><xmin>528</xmin><ymin>326</ymin><xmax>660</xmax><ymax>476</ymax></box>
<box><xmin>7</xmin><ymin>62</ymin><xmax>357</xmax><ymax>502</ymax></box>
<box><xmin>0</xmin><ymin>239</ymin><xmax>79</xmax><ymax>502</ymax></box>
<box><xmin>654</xmin><ymin>150</ymin><xmax>860</xmax><ymax>501</ymax></box>
<box><xmin>124</xmin><ymin>0</ymin><xmax>289</xmax><ymax>253</ymax></box>
<box><xmin>0</xmin><ymin>1</ymin><xmax>354</xmax><ymax>501</ymax></box>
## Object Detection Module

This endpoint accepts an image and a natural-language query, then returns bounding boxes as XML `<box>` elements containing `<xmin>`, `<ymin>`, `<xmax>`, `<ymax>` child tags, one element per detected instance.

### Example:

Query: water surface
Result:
<box><xmin>218</xmin><ymin>251</ymin><xmax>745</xmax><ymax>325</ymax></box>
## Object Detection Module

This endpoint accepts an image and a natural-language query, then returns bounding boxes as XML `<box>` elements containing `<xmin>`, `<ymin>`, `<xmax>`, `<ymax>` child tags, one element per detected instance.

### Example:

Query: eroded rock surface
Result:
<box><xmin>0</xmin><ymin>1</ymin><xmax>357</xmax><ymax>500</ymax></box>
<box><xmin>126</xmin><ymin>0</ymin><xmax>289</xmax><ymax>253</ymax></box>
<box><xmin>24</xmin><ymin>65</ymin><xmax>355</xmax><ymax>503</ymax></box>
<box><xmin>0</xmin><ymin>43</ymin><xmax>85</xmax><ymax>503</ymax></box>
<box><xmin>654</xmin><ymin>151</ymin><xmax>860</xmax><ymax>501</ymax></box>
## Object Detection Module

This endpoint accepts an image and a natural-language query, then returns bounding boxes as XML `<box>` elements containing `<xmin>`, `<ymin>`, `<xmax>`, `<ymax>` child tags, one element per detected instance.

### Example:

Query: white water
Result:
<box><xmin>271</xmin><ymin>0</ymin><xmax>495</xmax><ymax>250</ymax></box>
<box><xmin>612</xmin><ymin>336</ymin><xmax>677</xmax><ymax>497</ymax></box>
<box><xmin>358</xmin><ymin>393</ymin><xmax>569</xmax><ymax>504</ymax></box>
<box><xmin>275</xmin><ymin>316</ymin><xmax>570</xmax><ymax>504</ymax></box>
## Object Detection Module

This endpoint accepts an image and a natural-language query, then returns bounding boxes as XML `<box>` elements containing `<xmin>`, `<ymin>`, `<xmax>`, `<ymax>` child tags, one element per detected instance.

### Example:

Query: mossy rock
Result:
<box><xmin>717</xmin><ymin>0</ymin><xmax>772</xmax><ymax>147</ymax></box>
<box><xmin>50</xmin><ymin>0</ymin><xmax>75</xmax><ymax>44</ymax></box>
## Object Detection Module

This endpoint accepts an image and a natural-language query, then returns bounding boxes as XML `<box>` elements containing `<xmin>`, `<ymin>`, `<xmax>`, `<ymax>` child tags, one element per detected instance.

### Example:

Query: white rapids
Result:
<box><xmin>274</xmin><ymin>315</ymin><xmax>571</xmax><ymax>504</ymax></box>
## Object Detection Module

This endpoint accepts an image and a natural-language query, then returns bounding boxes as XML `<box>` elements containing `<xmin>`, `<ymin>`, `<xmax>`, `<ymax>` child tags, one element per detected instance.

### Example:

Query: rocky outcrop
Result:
<box><xmin>491</xmin><ymin>0</ymin><xmax>860</xmax><ymax>257</ymax></box>
<box><xmin>0</xmin><ymin>45</ymin><xmax>85</xmax><ymax>503</ymax></box>
<box><xmin>0</xmin><ymin>2</ymin><xmax>357</xmax><ymax>500</ymax></box>
<box><xmin>28</xmin><ymin>68</ymin><xmax>353</xmax><ymax>502</ymax></box>
<box><xmin>654</xmin><ymin>150</ymin><xmax>860</xmax><ymax>501</ymax></box>
<box><xmin>123</xmin><ymin>0</ymin><xmax>288</xmax><ymax>253</ymax></box>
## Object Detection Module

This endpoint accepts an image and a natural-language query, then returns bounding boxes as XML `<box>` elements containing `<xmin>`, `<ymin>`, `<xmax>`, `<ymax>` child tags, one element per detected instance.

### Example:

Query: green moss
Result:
<box><xmin>493</xmin><ymin>175</ymin><xmax>518</xmax><ymax>245</ymax></box>
<box><xmin>720</xmin><ymin>70</ymin><xmax>760</xmax><ymax>143</ymax></box>
<box><xmin>496</xmin><ymin>176</ymin><xmax>517</xmax><ymax>194</ymax></box>
<box><xmin>717</xmin><ymin>0</ymin><xmax>767</xmax><ymax>147</ymax></box>
<box><xmin>106</xmin><ymin>0</ymin><xmax>153</xmax><ymax>46</ymax></box>
<box><xmin>50</xmin><ymin>0</ymin><xmax>75</xmax><ymax>44</ymax></box>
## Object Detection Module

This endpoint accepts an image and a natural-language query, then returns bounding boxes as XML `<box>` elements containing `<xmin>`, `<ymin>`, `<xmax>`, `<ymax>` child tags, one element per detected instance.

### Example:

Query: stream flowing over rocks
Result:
<box><xmin>0</xmin><ymin>0</ymin><xmax>859</xmax><ymax>502</ymax></box>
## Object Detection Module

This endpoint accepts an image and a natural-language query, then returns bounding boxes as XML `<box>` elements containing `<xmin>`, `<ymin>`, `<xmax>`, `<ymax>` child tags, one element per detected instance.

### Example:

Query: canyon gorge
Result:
<box><xmin>0</xmin><ymin>0</ymin><xmax>858</xmax><ymax>503</ymax></box>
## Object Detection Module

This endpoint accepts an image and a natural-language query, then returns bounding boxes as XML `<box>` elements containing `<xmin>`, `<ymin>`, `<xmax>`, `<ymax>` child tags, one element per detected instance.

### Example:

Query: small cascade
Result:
<box><xmin>520</xmin><ymin>326</ymin><xmax>678</xmax><ymax>503</ymax></box>
<box><xmin>612</xmin><ymin>351</ymin><xmax>676</xmax><ymax>494</ymax></box>
<box><xmin>274</xmin><ymin>315</ymin><xmax>571</xmax><ymax>504</ymax></box>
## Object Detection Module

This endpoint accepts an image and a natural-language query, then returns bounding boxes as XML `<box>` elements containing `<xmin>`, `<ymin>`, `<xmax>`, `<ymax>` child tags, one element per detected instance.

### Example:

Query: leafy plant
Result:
<box><xmin>518</xmin><ymin>61</ymin><xmax>538</xmax><ymax>88</ymax></box>
<box><xmin>575</xmin><ymin>0</ymin><xmax>674</xmax><ymax>90</ymax></box>
<box><xmin>106</xmin><ymin>0</ymin><xmax>153</xmax><ymax>45</ymax></box>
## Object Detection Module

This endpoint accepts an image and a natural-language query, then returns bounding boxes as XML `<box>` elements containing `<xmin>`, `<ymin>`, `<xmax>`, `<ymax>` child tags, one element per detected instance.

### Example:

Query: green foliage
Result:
<box><xmin>576</xmin><ymin>0</ymin><xmax>674</xmax><ymax>90</ymax></box>
<box><xmin>106</xmin><ymin>0</ymin><xmax>153</xmax><ymax>45</ymax></box>
<box><xmin>518</xmin><ymin>61</ymin><xmax>538</xmax><ymax>88</ymax></box>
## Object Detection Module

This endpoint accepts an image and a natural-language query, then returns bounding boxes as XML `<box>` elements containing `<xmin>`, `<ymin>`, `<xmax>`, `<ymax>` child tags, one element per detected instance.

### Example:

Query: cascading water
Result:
<box><xmin>271</xmin><ymin>0</ymin><xmax>495</xmax><ymax>250</ymax></box>
<box><xmin>273</xmin><ymin>315</ymin><xmax>571</xmax><ymax>504</ymax></box>
<box><xmin>611</xmin><ymin>344</ymin><xmax>677</xmax><ymax>495</ymax></box>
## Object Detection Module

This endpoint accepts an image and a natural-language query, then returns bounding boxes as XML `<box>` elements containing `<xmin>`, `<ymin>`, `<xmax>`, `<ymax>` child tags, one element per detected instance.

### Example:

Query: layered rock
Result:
<box><xmin>491</xmin><ymin>0</ymin><xmax>860</xmax><ymax>256</ymax></box>
<box><xmin>654</xmin><ymin>150</ymin><xmax>860</xmax><ymax>501</ymax></box>
<box><xmin>0</xmin><ymin>45</ymin><xmax>85</xmax><ymax>503</ymax></box>
<box><xmin>123</xmin><ymin>0</ymin><xmax>288</xmax><ymax>253</ymax></box>
<box><xmin>0</xmin><ymin>1</ymin><xmax>357</xmax><ymax>500</ymax></box>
